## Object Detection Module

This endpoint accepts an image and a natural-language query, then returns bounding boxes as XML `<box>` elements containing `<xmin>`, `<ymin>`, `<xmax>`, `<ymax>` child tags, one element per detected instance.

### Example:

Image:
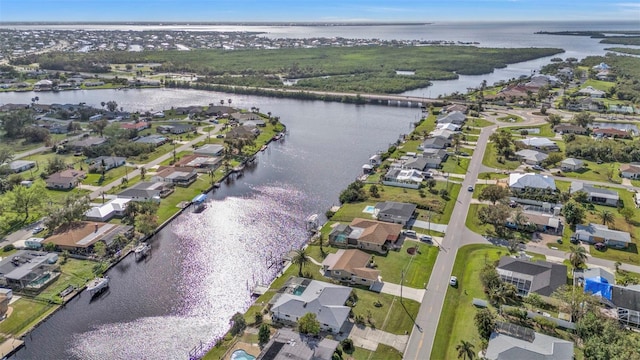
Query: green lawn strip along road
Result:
<box><xmin>430</xmin><ymin>245</ymin><xmax>549</xmax><ymax>360</ymax></box>
<box><xmin>30</xmin><ymin>46</ymin><xmax>562</xmax><ymax>94</ymax></box>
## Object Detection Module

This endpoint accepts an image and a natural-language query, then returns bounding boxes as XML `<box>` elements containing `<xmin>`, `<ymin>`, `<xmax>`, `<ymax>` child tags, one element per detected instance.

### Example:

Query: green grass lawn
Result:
<box><xmin>431</xmin><ymin>245</ymin><xmax>502</xmax><ymax>359</ymax></box>
<box><xmin>331</xmin><ymin>182</ymin><xmax>459</xmax><ymax>225</ymax></box>
<box><xmin>156</xmin><ymin>177</ymin><xmax>212</xmax><ymax>223</ymax></box>
<box><xmin>467</xmin><ymin>118</ymin><xmax>494</xmax><ymax>127</ymax></box>
<box><xmin>158</xmin><ymin>151</ymin><xmax>192</xmax><ymax>166</ymax></box>
<box><xmin>465</xmin><ymin>204</ymin><xmax>492</xmax><ymax>235</ymax></box>
<box><xmin>0</xmin><ymin>298</ymin><xmax>55</xmax><ymax>336</ymax></box>
<box><xmin>441</xmin><ymin>156</ymin><xmax>470</xmax><ymax>175</ymax></box>
<box><xmin>37</xmin><ymin>258</ymin><xmax>100</xmax><ymax>302</ymax></box>
<box><xmin>557</xmin><ymin>160</ymin><xmax>623</xmax><ymax>184</ymax></box>
<box><xmin>497</xmin><ymin>114</ymin><xmax>523</xmax><ymax>123</ymax></box>
<box><xmin>477</xmin><ymin>172</ymin><xmax>509</xmax><ymax>181</ymax></box>
<box><xmin>351</xmin><ymin>288</ymin><xmax>421</xmax><ymax>335</ymax></box>
<box><xmin>373</xmin><ymin>241</ymin><xmax>439</xmax><ymax>288</ymax></box>
<box><xmin>82</xmin><ymin>166</ymin><xmax>135</xmax><ymax>186</ymax></box>
<box><xmin>508</xmin><ymin>123</ymin><xmax>555</xmax><ymax>138</ymax></box>
<box><xmin>482</xmin><ymin>143</ymin><xmax>520</xmax><ymax>170</ymax></box>
<box><xmin>582</xmin><ymin>79</ymin><xmax>616</xmax><ymax>92</ymax></box>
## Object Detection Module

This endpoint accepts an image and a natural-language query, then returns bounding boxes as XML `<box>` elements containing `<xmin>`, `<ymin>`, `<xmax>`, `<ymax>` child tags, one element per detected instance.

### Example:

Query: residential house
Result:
<box><xmin>152</xmin><ymin>166</ymin><xmax>198</xmax><ymax>187</ymax></box>
<box><xmin>256</xmin><ymin>329</ymin><xmax>339</xmax><ymax>360</ymax></box>
<box><xmin>33</xmin><ymin>79</ymin><xmax>53</xmax><ymax>91</ymax></box>
<box><xmin>574</xmin><ymin>267</ymin><xmax>615</xmax><ymax>288</ymax></box>
<box><xmin>509</xmin><ymin>173</ymin><xmax>556</xmax><ymax>191</ymax></box>
<box><xmin>422</xmin><ymin>148</ymin><xmax>449</xmax><ymax>168</ymax></box>
<box><xmin>611</xmin><ymin>285</ymin><xmax>640</xmax><ymax>328</ymax></box>
<box><xmin>557</xmin><ymin>67</ymin><xmax>573</xmax><ymax>79</ymax></box>
<box><xmin>204</xmin><ymin>106</ymin><xmax>233</xmax><ymax>117</ymax></box>
<box><xmin>321</xmin><ymin>249</ymin><xmax>381</xmax><ymax>288</ymax></box>
<box><xmin>0</xmin><ymin>251</ymin><xmax>59</xmax><ymax>291</ymax></box>
<box><xmin>560</xmin><ymin>158</ymin><xmax>584</xmax><ymax>172</ymax></box>
<box><xmin>418</xmin><ymin>137</ymin><xmax>450</xmax><ymax>150</ymax></box>
<box><xmin>593</xmin><ymin>128</ymin><xmax>632</xmax><ymax>139</ymax></box>
<box><xmin>572</xmin><ymin>223</ymin><xmax>631</xmax><ymax>249</ymax></box>
<box><xmin>121</xmin><ymin>121</ymin><xmax>150</xmax><ymax>131</ymax></box>
<box><xmin>69</xmin><ymin>137</ymin><xmax>107</xmax><ymax>152</ymax></box>
<box><xmin>243</xmin><ymin>119</ymin><xmax>266</xmax><ymax>127</ymax></box>
<box><xmin>485</xmin><ymin>322</ymin><xmax>573</xmax><ymax>360</ymax></box>
<box><xmin>374</xmin><ymin>201</ymin><xmax>417</xmax><ymax>226</ymax></box>
<box><xmin>134</xmin><ymin>135</ymin><xmax>169</xmax><ymax>147</ymax></box>
<box><xmin>193</xmin><ymin>144</ymin><xmax>225</xmax><ymax>157</ymax></box>
<box><xmin>578</xmin><ymin>86</ymin><xmax>606</xmax><ymax>98</ymax></box>
<box><xmin>85</xmin><ymin>198</ymin><xmax>132</xmax><ymax>222</ymax></box>
<box><xmin>44</xmin><ymin>222</ymin><xmax>133</xmax><ymax>253</ymax></box>
<box><xmin>88</xmin><ymin>156</ymin><xmax>126</xmax><ymax>172</ymax></box>
<box><xmin>436</xmin><ymin>111</ymin><xmax>466</xmax><ymax>125</ymax></box>
<box><xmin>570</xmin><ymin>181</ymin><xmax>619</xmax><ymax>207</ymax></box>
<box><xmin>553</xmin><ymin>124</ymin><xmax>588</xmax><ymax>135</ymax></box>
<box><xmin>507</xmin><ymin>212</ymin><xmax>562</xmax><ymax>234</ymax></box>
<box><xmin>496</xmin><ymin>257</ymin><xmax>567</xmax><ymax>296</ymax></box>
<box><xmin>430</xmin><ymin>128</ymin><xmax>455</xmax><ymax>140</ymax></box>
<box><xmin>84</xmin><ymin>81</ymin><xmax>105</xmax><ymax>87</ymax></box>
<box><xmin>608</xmin><ymin>104</ymin><xmax>634</xmax><ymax>114</ymax></box>
<box><xmin>436</xmin><ymin>122</ymin><xmax>461</xmax><ymax>132</ymax></box>
<box><xmin>157</xmin><ymin>123</ymin><xmax>196</xmax><ymax>135</ymax></box>
<box><xmin>117</xmin><ymin>181</ymin><xmax>167</xmax><ymax>202</ymax></box>
<box><xmin>8</xmin><ymin>160</ymin><xmax>36</xmax><ymax>173</ymax></box>
<box><xmin>517</xmin><ymin>137</ymin><xmax>559</xmax><ymax>152</ymax></box>
<box><xmin>620</xmin><ymin>163</ymin><xmax>640</xmax><ymax>179</ymax></box>
<box><xmin>593</xmin><ymin>62</ymin><xmax>610</xmax><ymax>71</ymax></box>
<box><xmin>270</xmin><ymin>278</ymin><xmax>352</xmax><ymax>333</ymax></box>
<box><xmin>567</xmin><ymin>97</ymin><xmax>605</xmax><ymax>112</ymax></box>
<box><xmin>382</xmin><ymin>168</ymin><xmax>423</xmax><ymax>189</ymax></box>
<box><xmin>403</xmin><ymin>156</ymin><xmax>430</xmax><ymax>171</ymax></box>
<box><xmin>515</xmin><ymin>149</ymin><xmax>548</xmax><ymax>165</ymax></box>
<box><xmin>328</xmin><ymin>218</ymin><xmax>402</xmax><ymax>254</ymax></box>
<box><xmin>369</xmin><ymin>154</ymin><xmax>382</xmax><ymax>167</ymax></box>
<box><xmin>443</xmin><ymin>104</ymin><xmax>468</xmax><ymax>113</ymax></box>
<box><xmin>227</xmin><ymin>125</ymin><xmax>259</xmax><ymax>139</ymax></box>
<box><xmin>45</xmin><ymin>169</ymin><xmax>86</xmax><ymax>190</ymax></box>
<box><xmin>174</xmin><ymin>154</ymin><xmax>221</xmax><ymax>170</ymax></box>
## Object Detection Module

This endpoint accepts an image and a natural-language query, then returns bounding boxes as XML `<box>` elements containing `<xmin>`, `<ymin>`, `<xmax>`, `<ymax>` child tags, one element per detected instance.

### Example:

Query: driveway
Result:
<box><xmin>341</xmin><ymin>321</ymin><xmax>409</xmax><ymax>352</ymax></box>
<box><xmin>407</xmin><ymin>219</ymin><xmax>448</xmax><ymax>233</ymax></box>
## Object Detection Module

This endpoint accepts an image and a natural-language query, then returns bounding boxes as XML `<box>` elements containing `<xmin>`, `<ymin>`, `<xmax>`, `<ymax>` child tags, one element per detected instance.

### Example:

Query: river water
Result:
<box><xmin>1</xmin><ymin>21</ymin><xmax>637</xmax><ymax>359</ymax></box>
<box><xmin>4</xmin><ymin>89</ymin><xmax>418</xmax><ymax>359</ymax></box>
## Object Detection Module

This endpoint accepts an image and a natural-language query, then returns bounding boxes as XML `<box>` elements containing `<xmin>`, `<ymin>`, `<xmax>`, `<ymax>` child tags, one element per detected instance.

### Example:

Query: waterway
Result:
<box><xmin>2</xmin><ymin>20</ymin><xmax>637</xmax><ymax>359</ymax></box>
<box><xmin>4</xmin><ymin>89</ymin><xmax>418</xmax><ymax>359</ymax></box>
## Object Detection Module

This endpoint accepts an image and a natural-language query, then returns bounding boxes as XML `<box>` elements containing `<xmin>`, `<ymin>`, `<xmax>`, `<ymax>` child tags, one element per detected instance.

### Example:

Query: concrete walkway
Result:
<box><xmin>342</xmin><ymin>321</ymin><xmax>409</xmax><ymax>352</ymax></box>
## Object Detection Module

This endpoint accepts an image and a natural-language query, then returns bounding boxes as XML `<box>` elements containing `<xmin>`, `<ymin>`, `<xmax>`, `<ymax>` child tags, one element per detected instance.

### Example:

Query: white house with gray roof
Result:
<box><xmin>509</xmin><ymin>173</ymin><xmax>556</xmax><ymax>191</ymax></box>
<box><xmin>572</xmin><ymin>223</ymin><xmax>631</xmax><ymax>249</ymax></box>
<box><xmin>270</xmin><ymin>279</ymin><xmax>352</xmax><ymax>333</ymax></box>
<box><xmin>515</xmin><ymin>149</ymin><xmax>548</xmax><ymax>165</ymax></box>
<box><xmin>517</xmin><ymin>137</ymin><xmax>559</xmax><ymax>152</ymax></box>
<box><xmin>570</xmin><ymin>181</ymin><xmax>619</xmax><ymax>207</ymax></box>
<box><xmin>8</xmin><ymin>160</ymin><xmax>36</xmax><ymax>173</ymax></box>
<box><xmin>560</xmin><ymin>158</ymin><xmax>584</xmax><ymax>172</ymax></box>
<box><xmin>485</xmin><ymin>323</ymin><xmax>573</xmax><ymax>360</ymax></box>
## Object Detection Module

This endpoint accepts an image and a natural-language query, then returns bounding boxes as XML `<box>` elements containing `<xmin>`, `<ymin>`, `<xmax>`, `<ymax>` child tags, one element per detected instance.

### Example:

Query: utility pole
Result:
<box><xmin>400</xmin><ymin>270</ymin><xmax>404</xmax><ymax>303</ymax></box>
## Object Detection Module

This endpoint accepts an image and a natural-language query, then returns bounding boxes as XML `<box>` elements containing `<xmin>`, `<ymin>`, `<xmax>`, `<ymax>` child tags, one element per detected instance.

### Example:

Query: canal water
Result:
<box><xmin>4</xmin><ymin>89</ymin><xmax>418</xmax><ymax>359</ymax></box>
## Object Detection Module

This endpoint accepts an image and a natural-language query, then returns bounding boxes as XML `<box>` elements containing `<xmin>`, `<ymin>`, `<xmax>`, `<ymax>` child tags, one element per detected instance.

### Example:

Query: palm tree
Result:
<box><xmin>569</xmin><ymin>245</ymin><xmax>588</xmax><ymax>270</ymax></box>
<box><xmin>140</xmin><ymin>166</ymin><xmax>146</xmax><ymax>181</ymax></box>
<box><xmin>456</xmin><ymin>340</ymin><xmax>475</xmax><ymax>360</ymax></box>
<box><xmin>599</xmin><ymin>210</ymin><xmax>614</xmax><ymax>226</ymax></box>
<box><xmin>291</xmin><ymin>249</ymin><xmax>309</xmax><ymax>277</ymax></box>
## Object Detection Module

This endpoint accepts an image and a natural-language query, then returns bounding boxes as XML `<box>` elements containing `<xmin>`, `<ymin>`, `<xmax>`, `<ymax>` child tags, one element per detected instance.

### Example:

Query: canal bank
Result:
<box><xmin>6</xmin><ymin>90</ymin><xmax>418</xmax><ymax>359</ymax></box>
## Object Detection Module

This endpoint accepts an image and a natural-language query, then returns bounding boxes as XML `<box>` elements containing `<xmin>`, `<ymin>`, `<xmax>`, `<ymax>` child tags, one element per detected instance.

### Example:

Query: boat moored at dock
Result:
<box><xmin>86</xmin><ymin>276</ymin><xmax>109</xmax><ymax>297</ymax></box>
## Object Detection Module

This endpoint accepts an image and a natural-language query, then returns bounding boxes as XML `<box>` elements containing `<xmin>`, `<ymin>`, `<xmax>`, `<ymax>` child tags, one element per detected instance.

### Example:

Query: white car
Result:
<box><xmin>449</xmin><ymin>276</ymin><xmax>458</xmax><ymax>286</ymax></box>
<box><xmin>420</xmin><ymin>235</ymin><xmax>433</xmax><ymax>243</ymax></box>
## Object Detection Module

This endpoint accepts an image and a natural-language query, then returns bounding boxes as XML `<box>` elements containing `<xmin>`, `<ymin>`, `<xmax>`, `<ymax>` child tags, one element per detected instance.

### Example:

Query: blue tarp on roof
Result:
<box><xmin>585</xmin><ymin>276</ymin><xmax>612</xmax><ymax>300</ymax></box>
<box><xmin>192</xmin><ymin>194</ymin><xmax>207</xmax><ymax>204</ymax></box>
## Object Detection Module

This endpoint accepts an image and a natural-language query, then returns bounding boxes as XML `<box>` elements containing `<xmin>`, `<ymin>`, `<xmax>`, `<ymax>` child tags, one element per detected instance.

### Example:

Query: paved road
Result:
<box><xmin>404</xmin><ymin>110</ymin><xmax>547</xmax><ymax>359</ymax></box>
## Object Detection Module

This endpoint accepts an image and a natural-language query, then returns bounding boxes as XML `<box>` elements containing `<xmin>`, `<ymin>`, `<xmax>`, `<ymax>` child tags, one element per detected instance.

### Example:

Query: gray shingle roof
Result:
<box><xmin>497</xmin><ymin>257</ymin><xmax>567</xmax><ymax>296</ymax></box>
<box><xmin>485</xmin><ymin>326</ymin><xmax>574</xmax><ymax>360</ymax></box>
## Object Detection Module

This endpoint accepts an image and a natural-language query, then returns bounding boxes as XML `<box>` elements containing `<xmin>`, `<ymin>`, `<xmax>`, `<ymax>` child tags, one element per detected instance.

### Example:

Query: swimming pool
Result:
<box><xmin>231</xmin><ymin>349</ymin><xmax>256</xmax><ymax>360</ymax></box>
<box><xmin>293</xmin><ymin>285</ymin><xmax>307</xmax><ymax>296</ymax></box>
<box><xmin>363</xmin><ymin>205</ymin><xmax>375</xmax><ymax>214</ymax></box>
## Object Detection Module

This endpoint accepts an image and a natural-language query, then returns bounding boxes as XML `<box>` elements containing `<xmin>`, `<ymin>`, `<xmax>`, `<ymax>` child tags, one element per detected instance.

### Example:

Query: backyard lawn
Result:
<box><xmin>0</xmin><ymin>298</ymin><xmax>55</xmax><ymax>336</ymax></box>
<box><xmin>38</xmin><ymin>258</ymin><xmax>100</xmax><ymax>303</ymax></box>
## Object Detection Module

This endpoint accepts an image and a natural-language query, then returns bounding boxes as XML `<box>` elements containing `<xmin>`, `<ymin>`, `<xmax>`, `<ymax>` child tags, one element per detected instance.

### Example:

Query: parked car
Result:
<box><xmin>32</xmin><ymin>226</ymin><xmax>44</xmax><ymax>234</ymax></box>
<box><xmin>467</xmin><ymin>186</ymin><xmax>474</xmax><ymax>192</ymax></box>
<box><xmin>420</xmin><ymin>235</ymin><xmax>433</xmax><ymax>243</ymax></box>
<box><xmin>403</xmin><ymin>230</ymin><xmax>417</xmax><ymax>237</ymax></box>
<box><xmin>532</xmin><ymin>165</ymin><xmax>545</xmax><ymax>171</ymax></box>
<box><xmin>449</xmin><ymin>276</ymin><xmax>458</xmax><ymax>286</ymax></box>
<box><xmin>595</xmin><ymin>243</ymin><xmax>606</xmax><ymax>251</ymax></box>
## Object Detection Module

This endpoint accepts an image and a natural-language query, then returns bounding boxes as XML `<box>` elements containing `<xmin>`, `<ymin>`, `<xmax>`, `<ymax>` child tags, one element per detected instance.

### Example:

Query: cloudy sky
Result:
<box><xmin>1</xmin><ymin>0</ymin><xmax>639</xmax><ymax>22</ymax></box>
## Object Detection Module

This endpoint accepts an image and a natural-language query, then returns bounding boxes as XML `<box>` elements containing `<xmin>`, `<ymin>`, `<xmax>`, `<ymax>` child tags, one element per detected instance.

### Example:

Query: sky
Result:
<box><xmin>0</xmin><ymin>0</ymin><xmax>639</xmax><ymax>22</ymax></box>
